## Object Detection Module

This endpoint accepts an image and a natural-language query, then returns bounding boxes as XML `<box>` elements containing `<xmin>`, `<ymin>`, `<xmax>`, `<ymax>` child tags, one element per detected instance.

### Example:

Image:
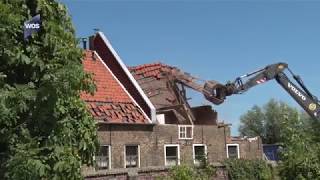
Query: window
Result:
<box><xmin>178</xmin><ymin>125</ymin><xmax>193</xmax><ymax>139</ymax></box>
<box><xmin>164</xmin><ymin>145</ymin><xmax>180</xmax><ymax>166</ymax></box>
<box><xmin>193</xmin><ymin>144</ymin><xmax>207</xmax><ymax>165</ymax></box>
<box><xmin>227</xmin><ymin>144</ymin><xmax>240</xmax><ymax>159</ymax></box>
<box><xmin>125</xmin><ymin>145</ymin><xmax>140</xmax><ymax>168</ymax></box>
<box><xmin>96</xmin><ymin>145</ymin><xmax>111</xmax><ymax>169</ymax></box>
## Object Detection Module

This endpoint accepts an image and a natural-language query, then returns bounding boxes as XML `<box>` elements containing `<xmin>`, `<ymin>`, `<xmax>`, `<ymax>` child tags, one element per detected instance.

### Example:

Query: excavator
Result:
<box><xmin>200</xmin><ymin>62</ymin><xmax>320</xmax><ymax>120</ymax></box>
<box><xmin>162</xmin><ymin>62</ymin><xmax>319</xmax><ymax>120</ymax></box>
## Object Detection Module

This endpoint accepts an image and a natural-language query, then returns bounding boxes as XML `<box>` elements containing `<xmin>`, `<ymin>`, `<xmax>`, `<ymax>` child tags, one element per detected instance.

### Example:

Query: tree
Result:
<box><xmin>239</xmin><ymin>105</ymin><xmax>265</xmax><ymax>140</ymax></box>
<box><xmin>0</xmin><ymin>0</ymin><xmax>98</xmax><ymax>179</ymax></box>
<box><xmin>224</xmin><ymin>159</ymin><xmax>273</xmax><ymax>180</ymax></box>
<box><xmin>239</xmin><ymin>99</ymin><xmax>320</xmax><ymax>179</ymax></box>
<box><xmin>279</xmin><ymin>109</ymin><xmax>320</xmax><ymax>179</ymax></box>
<box><xmin>239</xmin><ymin>99</ymin><xmax>300</xmax><ymax>144</ymax></box>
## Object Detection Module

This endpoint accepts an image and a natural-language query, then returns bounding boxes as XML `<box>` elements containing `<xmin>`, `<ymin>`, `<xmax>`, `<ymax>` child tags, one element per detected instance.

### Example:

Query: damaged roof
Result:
<box><xmin>129</xmin><ymin>63</ymin><xmax>182</xmax><ymax>109</ymax></box>
<box><xmin>129</xmin><ymin>63</ymin><xmax>218</xmax><ymax>125</ymax></box>
<box><xmin>81</xmin><ymin>50</ymin><xmax>150</xmax><ymax>124</ymax></box>
<box><xmin>129</xmin><ymin>62</ymin><xmax>173</xmax><ymax>80</ymax></box>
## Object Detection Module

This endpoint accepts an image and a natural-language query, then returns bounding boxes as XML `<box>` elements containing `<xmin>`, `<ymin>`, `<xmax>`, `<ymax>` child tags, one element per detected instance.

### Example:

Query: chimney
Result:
<box><xmin>89</xmin><ymin>29</ymin><xmax>99</xmax><ymax>50</ymax></box>
<box><xmin>81</xmin><ymin>38</ymin><xmax>87</xmax><ymax>49</ymax></box>
<box><xmin>88</xmin><ymin>35</ymin><xmax>95</xmax><ymax>50</ymax></box>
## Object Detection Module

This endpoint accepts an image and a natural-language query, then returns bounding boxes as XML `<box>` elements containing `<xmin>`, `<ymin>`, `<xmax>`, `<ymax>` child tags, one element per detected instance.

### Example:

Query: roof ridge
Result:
<box><xmin>129</xmin><ymin>62</ymin><xmax>169</xmax><ymax>70</ymax></box>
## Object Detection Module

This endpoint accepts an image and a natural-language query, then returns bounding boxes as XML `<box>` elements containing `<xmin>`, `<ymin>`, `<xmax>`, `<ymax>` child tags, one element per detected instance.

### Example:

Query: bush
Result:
<box><xmin>169</xmin><ymin>165</ymin><xmax>195</xmax><ymax>180</ymax></box>
<box><xmin>278</xmin><ymin>140</ymin><xmax>320</xmax><ymax>179</ymax></box>
<box><xmin>278</xmin><ymin>113</ymin><xmax>320</xmax><ymax>180</ymax></box>
<box><xmin>167</xmin><ymin>161</ymin><xmax>216</xmax><ymax>180</ymax></box>
<box><xmin>224</xmin><ymin>159</ymin><xmax>273</xmax><ymax>180</ymax></box>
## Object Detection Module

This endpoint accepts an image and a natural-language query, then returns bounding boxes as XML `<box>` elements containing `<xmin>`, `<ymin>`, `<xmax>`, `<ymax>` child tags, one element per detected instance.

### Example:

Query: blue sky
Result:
<box><xmin>61</xmin><ymin>0</ymin><xmax>320</xmax><ymax>135</ymax></box>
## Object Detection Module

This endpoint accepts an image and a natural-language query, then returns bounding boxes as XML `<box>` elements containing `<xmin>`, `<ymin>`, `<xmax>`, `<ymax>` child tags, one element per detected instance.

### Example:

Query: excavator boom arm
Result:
<box><xmin>276</xmin><ymin>72</ymin><xmax>320</xmax><ymax>119</ymax></box>
<box><xmin>163</xmin><ymin>62</ymin><xmax>320</xmax><ymax>119</ymax></box>
<box><xmin>205</xmin><ymin>62</ymin><xmax>320</xmax><ymax>119</ymax></box>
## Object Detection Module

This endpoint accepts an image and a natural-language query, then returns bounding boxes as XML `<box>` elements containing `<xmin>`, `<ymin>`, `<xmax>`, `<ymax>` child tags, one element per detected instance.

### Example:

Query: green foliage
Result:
<box><xmin>239</xmin><ymin>105</ymin><xmax>265</xmax><ymax>139</ymax></box>
<box><xmin>278</xmin><ymin>111</ymin><xmax>320</xmax><ymax>180</ymax></box>
<box><xmin>194</xmin><ymin>156</ymin><xmax>217</xmax><ymax>179</ymax></box>
<box><xmin>224</xmin><ymin>159</ymin><xmax>273</xmax><ymax>180</ymax></box>
<box><xmin>239</xmin><ymin>99</ymin><xmax>300</xmax><ymax>144</ymax></box>
<box><xmin>239</xmin><ymin>99</ymin><xmax>320</xmax><ymax>179</ymax></box>
<box><xmin>167</xmin><ymin>162</ymin><xmax>216</xmax><ymax>180</ymax></box>
<box><xmin>169</xmin><ymin>165</ymin><xmax>195</xmax><ymax>180</ymax></box>
<box><xmin>0</xmin><ymin>0</ymin><xmax>98</xmax><ymax>179</ymax></box>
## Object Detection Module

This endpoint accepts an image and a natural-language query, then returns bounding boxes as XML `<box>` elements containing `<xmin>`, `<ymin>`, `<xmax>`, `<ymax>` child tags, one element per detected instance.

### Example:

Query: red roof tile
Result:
<box><xmin>81</xmin><ymin>50</ymin><xmax>149</xmax><ymax>124</ymax></box>
<box><xmin>129</xmin><ymin>63</ymin><xmax>179</xmax><ymax>104</ymax></box>
<box><xmin>129</xmin><ymin>63</ymin><xmax>174</xmax><ymax>80</ymax></box>
<box><xmin>86</xmin><ymin>102</ymin><xmax>147</xmax><ymax>123</ymax></box>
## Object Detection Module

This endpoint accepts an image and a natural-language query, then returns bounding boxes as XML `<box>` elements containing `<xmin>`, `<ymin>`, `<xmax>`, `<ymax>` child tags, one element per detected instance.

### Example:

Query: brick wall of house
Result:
<box><xmin>97</xmin><ymin>124</ymin><xmax>234</xmax><ymax>169</ymax></box>
<box><xmin>230</xmin><ymin>138</ymin><xmax>263</xmax><ymax>160</ymax></box>
<box><xmin>84</xmin><ymin>124</ymin><xmax>262</xmax><ymax>179</ymax></box>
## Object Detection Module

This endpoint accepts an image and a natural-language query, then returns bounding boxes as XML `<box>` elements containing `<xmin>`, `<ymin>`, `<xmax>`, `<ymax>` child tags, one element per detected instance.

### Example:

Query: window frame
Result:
<box><xmin>226</xmin><ymin>144</ymin><xmax>240</xmax><ymax>159</ymax></box>
<box><xmin>164</xmin><ymin>144</ymin><xmax>180</xmax><ymax>166</ymax></box>
<box><xmin>178</xmin><ymin>125</ymin><xmax>193</xmax><ymax>139</ymax></box>
<box><xmin>193</xmin><ymin>144</ymin><xmax>207</xmax><ymax>165</ymax></box>
<box><xmin>124</xmin><ymin>144</ymin><xmax>140</xmax><ymax>168</ymax></box>
<box><xmin>95</xmin><ymin>144</ymin><xmax>111</xmax><ymax>170</ymax></box>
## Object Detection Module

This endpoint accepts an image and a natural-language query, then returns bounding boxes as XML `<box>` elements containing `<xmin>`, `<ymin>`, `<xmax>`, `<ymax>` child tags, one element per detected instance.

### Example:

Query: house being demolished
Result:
<box><xmin>82</xmin><ymin>32</ymin><xmax>263</xmax><ymax>179</ymax></box>
<box><xmin>129</xmin><ymin>63</ymin><xmax>218</xmax><ymax>125</ymax></box>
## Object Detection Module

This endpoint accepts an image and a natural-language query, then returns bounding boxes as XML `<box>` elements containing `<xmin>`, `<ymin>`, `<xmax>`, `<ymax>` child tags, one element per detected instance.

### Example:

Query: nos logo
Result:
<box><xmin>25</xmin><ymin>23</ymin><xmax>40</xmax><ymax>29</ymax></box>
